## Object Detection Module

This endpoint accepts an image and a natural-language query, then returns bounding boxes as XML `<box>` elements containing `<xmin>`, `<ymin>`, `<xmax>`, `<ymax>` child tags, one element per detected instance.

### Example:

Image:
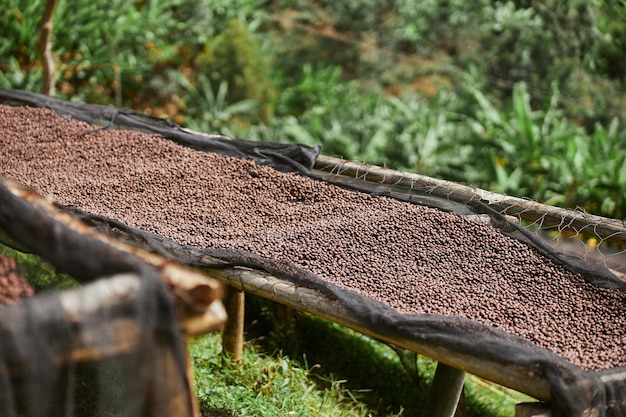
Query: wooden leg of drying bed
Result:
<box><xmin>222</xmin><ymin>286</ymin><xmax>245</xmax><ymax>361</ymax></box>
<box><xmin>185</xmin><ymin>342</ymin><xmax>202</xmax><ymax>417</ymax></box>
<box><xmin>273</xmin><ymin>303</ymin><xmax>299</xmax><ymax>354</ymax></box>
<box><xmin>515</xmin><ymin>402</ymin><xmax>552</xmax><ymax>417</ymax></box>
<box><xmin>421</xmin><ymin>362</ymin><xmax>466</xmax><ymax>417</ymax></box>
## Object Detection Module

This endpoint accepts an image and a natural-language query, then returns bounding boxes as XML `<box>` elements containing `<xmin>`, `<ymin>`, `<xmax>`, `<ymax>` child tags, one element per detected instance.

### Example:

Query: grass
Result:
<box><xmin>191</xmin><ymin>295</ymin><xmax>534</xmax><ymax>417</ymax></box>
<box><xmin>191</xmin><ymin>334</ymin><xmax>375</xmax><ymax>417</ymax></box>
<box><xmin>1</xmin><ymin>244</ymin><xmax>533</xmax><ymax>416</ymax></box>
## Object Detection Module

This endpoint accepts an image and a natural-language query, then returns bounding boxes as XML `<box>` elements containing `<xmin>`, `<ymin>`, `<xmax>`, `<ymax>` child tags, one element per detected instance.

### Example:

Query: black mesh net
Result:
<box><xmin>0</xmin><ymin>274</ymin><xmax>192</xmax><ymax>417</ymax></box>
<box><xmin>0</xmin><ymin>179</ymin><xmax>194</xmax><ymax>417</ymax></box>
<box><xmin>1</xmin><ymin>88</ymin><xmax>625</xmax><ymax>417</ymax></box>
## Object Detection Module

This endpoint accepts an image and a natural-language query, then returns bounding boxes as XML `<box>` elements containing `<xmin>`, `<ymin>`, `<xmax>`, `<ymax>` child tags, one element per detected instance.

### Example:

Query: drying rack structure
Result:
<box><xmin>1</xmin><ymin>88</ymin><xmax>626</xmax><ymax>417</ymax></box>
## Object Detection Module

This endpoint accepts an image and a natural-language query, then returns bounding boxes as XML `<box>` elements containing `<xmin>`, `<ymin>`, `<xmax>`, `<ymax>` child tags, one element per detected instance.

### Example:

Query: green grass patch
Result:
<box><xmin>287</xmin><ymin>311</ymin><xmax>533</xmax><ymax>417</ymax></box>
<box><xmin>190</xmin><ymin>334</ymin><xmax>373</xmax><ymax>417</ymax></box>
<box><xmin>192</xmin><ymin>296</ymin><xmax>534</xmax><ymax>417</ymax></box>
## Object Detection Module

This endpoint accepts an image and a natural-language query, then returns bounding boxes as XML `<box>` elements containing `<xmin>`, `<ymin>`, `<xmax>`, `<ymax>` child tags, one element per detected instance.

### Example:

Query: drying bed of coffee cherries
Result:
<box><xmin>0</xmin><ymin>255</ymin><xmax>33</xmax><ymax>305</ymax></box>
<box><xmin>1</xmin><ymin>104</ymin><xmax>624</xmax><ymax>371</ymax></box>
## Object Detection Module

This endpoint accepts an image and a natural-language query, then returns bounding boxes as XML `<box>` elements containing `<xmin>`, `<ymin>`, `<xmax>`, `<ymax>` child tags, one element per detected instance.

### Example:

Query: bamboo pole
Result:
<box><xmin>313</xmin><ymin>155</ymin><xmax>626</xmax><ymax>243</ymax></box>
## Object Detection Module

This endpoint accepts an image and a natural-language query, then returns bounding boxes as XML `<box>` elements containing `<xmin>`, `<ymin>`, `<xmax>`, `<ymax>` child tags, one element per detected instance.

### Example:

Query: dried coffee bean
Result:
<box><xmin>1</xmin><ymin>104</ymin><xmax>625</xmax><ymax>370</ymax></box>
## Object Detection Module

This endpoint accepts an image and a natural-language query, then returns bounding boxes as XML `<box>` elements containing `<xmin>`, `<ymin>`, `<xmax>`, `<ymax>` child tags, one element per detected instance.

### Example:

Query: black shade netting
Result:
<box><xmin>0</xmin><ymin>271</ymin><xmax>193</xmax><ymax>417</ymax></box>
<box><xmin>0</xmin><ymin>88</ymin><xmax>320</xmax><ymax>174</ymax></box>
<box><xmin>0</xmin><ymin>177</ymin><xmax>194</xmax><ymax>417</ymax></box>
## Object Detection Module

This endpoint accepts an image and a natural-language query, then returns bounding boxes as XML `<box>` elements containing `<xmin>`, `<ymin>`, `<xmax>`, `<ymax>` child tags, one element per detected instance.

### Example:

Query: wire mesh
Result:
<box><xmin>313</xmin><ymin>155</ymin><xmax>626</xmax><ymax>279</ymax></box>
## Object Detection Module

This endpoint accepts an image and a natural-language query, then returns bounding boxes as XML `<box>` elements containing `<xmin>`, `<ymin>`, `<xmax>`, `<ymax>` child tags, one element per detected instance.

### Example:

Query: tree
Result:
<box><xmin>38</xmin><ymin>0</ymin><xmax>59</xmax><ymax>96</ymax></box>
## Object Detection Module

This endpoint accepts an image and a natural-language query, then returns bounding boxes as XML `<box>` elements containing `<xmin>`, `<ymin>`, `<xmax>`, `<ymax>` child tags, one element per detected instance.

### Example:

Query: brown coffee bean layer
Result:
<box><xmin>1</xmin><ymin>104</ymin><xmax>625</xmax><ymax>370</ymax></box>
<box><xmin>0</xmin><ymin>255</ymin><xmax>34</xmax><ymax>305</ymax></box>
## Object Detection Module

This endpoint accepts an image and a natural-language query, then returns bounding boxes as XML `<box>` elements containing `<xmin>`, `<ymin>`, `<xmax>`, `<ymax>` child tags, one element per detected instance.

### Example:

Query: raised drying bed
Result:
<box><xmin>1</xmin><ymin>88</ymin><xmax>625</xmax><ymax>417</ymax></box>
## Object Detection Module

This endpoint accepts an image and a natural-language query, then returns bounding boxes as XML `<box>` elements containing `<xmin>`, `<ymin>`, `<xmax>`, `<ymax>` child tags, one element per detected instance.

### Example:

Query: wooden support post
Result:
<box><xmin>422</xmin><ymin>362</ymin><xmax>466</xmax><ymax>417</ymax></box>
<box><xmin>184</xmin><ymin>342</ymin><xmax>202</xmax><ymax>417</ymax></box>
<box><xmin>515</xmin><ymin>402</ymin><xmax>552</xmax><ymax>417</ymax></box>
<box><xmin>273</xmin><ymin>303</ymin><xmax>299</xmax><ymax>354</ymax></box>
<box><xmin>222</xmin><ymin>286</ymin><xmax>245</xmax><ymax>361</ymax></box>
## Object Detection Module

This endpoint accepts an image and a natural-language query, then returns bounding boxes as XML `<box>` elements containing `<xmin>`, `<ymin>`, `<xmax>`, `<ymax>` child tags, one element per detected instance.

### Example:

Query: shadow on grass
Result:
<box><xmin>245</xmin><ymin>295</ymin><xmax>511</xmax><ymax>417</ymax></box>
<box><xmin>296</xmin><ymin>314</ymin><xmax>428</xmax><ymax>416</ymax></box>
<box><xmin>245</xmin><ymin>295</ymin><xmax>427</xmax><ymax>416</ymax></box>
<box><xmin>203</xmin><ymin>407</ymin><xmax>238</xmax><ymax>417</ymax></box>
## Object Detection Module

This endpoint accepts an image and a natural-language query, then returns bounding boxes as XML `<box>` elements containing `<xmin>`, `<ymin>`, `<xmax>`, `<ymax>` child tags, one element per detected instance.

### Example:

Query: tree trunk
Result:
<box><xmin>38</xmin><ymin>0</ymin><xmax>59</xmax><ymax>96</ymax></box>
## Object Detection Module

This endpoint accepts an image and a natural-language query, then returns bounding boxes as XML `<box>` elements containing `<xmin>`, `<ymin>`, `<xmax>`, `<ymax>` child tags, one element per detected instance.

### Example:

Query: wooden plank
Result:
<box><xmin>421</xmin><ymin>362</ymin><xmax>466</xmax><ymax>417</ymax></box>
<box><xmin>515</xmin><ymin>402</ymin><xmax>552</xmax><ymax>417</ymax></box>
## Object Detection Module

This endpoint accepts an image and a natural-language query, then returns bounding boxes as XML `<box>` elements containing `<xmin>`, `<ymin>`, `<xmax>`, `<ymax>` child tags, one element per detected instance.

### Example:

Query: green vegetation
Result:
<box><xmin>1</xmin><ymin>2</ymin><xmax>625</xmax><ymax>414</ymax></box>
<box><xmin>191</xmin><ymin>300</ymin><xmax>534</xmax><ymax>417</ymax></box>
<box><xmin>0</xmin><ymin>244</ymin><xmax>78</xmax><ymax>291</ymax></box>
<box><xmin>2</xmin><ymin>0</ymin><xmax>626</xmax><ymax>218</ymax></box>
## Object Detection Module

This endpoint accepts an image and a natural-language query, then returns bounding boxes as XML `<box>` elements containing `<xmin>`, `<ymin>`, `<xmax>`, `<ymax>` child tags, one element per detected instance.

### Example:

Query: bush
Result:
<box><xmin>461</xmin><ymin>82</ymin><xmax>626</xmax><ymax>218</ymax></box>
<box><xmin>475</xmin><ymin>1</ymin><xmax>598</xmax><ymax>100</ymax></box>
<box><xmin>195</xmin><ymin>19</ymin><xmax>277</xmax><ymax>123</ymax></box>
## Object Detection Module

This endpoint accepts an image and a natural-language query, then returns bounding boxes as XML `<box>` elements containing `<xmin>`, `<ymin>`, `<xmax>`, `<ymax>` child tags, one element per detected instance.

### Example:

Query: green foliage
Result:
<box><xmin>195</xmin><ymin>19</ymin><xmax>277</xmax><ymax>123</ymax></box>
<box><xmin>276</xmin><ymin>64</ymin><xmax>345</xmax><ymax>116</ymax></box>
<box><xmin>0</xmin><ymin>57</ymin><xmax>42</xmax><ymax>90</ymax></box>
<box><xmin>190</xmin><ymin>334</ymin><xmax>374</xmax><ymax>417</ymax></box>
<box><xmin>247</xmin><ymin>73</ymin><xmax>626</xmax><ymax>219</ymax></box>
<box><xmin>0</xmin><ymin>0</ymin><xmax>44</xmax><ymax>64</ymax></box>
<box><xmin>317</xmin><ymin>0</ymin><xmax>394</xmax><ymax>33</ymax></box>
<box><xmin>594</xmin><ymin>3</ymin><xmax>626</xmax><ymax>82</ymax></box>
<box><xmin>477</xmin><ymin>1</ymin><xmax>598</xmax><ymax>99</ymax></box>
<box><xmin>387</xmin><ymin>0</ymin><xmax>490</xmax><ymax>55</ymax></box>
<box><xmin>174</xmin><ymin>0</ymin><xmax>268</xmax><ymax>45</ymax></box>
<box><xmin>461</xmin><ymin>82</ymin><xmax>626</xmax><ymax>218</ymax></box>
<box><xmin>249</xmin><ymin>64</ymin><xmax>463</xmax><ymax>174</ymax></box>
<box><xmin>51</xmin><ymin>0</ymin><xmax>195</xmax><ymax>104</ymax></box>
<box><xmin>0</xmin><ymin>0</ymin><xmax>271</xmax><ymax>109</ymax></box>
<box><xmin>179</xmin><ymin>73</ymin><xmax>260</xmax><ymax>136</ymax></box>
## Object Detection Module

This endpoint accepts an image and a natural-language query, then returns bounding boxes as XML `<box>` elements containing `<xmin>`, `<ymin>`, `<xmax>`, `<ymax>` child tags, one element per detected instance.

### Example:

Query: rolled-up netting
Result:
<box><xmin>1</xmin><ymin>88</ymin><xmax>625</xmax><ymax>417</ymax></box>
